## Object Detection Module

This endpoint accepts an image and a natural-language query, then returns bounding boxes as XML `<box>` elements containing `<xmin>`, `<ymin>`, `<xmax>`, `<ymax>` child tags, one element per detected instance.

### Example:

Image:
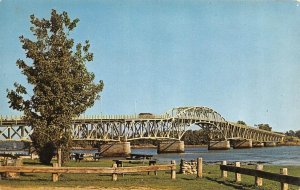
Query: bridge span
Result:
<box><xmin>0</xmin><ymin>106</ymin><xmax>285</xmax><ymax>155</ymax></box>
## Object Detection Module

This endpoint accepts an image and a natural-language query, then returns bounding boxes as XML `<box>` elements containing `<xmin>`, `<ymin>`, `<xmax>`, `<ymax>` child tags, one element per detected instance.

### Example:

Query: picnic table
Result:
<box><xmin>0</xmin><ymin>153</ymin><xmax>19</xmax><ymax>160</ymax></box>
<box><xmin>113</xmin><ymin>159</ymin><xmax>157</xmax><ymax>175</ymax></box>
<box><xmin>70</xmin><ymin>153</ymin><xmax>84</xmax><ymax>162</ymax></box>
<box><xmin>0</xmin><ymin>153</ymin><xmax>28</xmax><ymax>166</ymax></box>
<box><xmin>93</xmin><ymin>153</ymin><xmax>102</xmax><ymax>161</ymax></box>
<box><xmin>70</xmin><ymin>152</ymin><xmax>103</xmax><ymax>161</ymax></box>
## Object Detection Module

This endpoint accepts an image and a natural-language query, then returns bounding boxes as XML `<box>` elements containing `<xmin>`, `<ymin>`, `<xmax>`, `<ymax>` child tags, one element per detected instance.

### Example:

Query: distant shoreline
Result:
<box><xmin>278</xmin><ymin>142</ymin><xmax>300</xmax><ymax>146</ymax></box>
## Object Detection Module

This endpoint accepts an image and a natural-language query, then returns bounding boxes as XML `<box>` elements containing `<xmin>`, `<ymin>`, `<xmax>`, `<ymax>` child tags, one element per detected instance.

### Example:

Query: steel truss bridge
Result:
<box><xmin>0</xmin><ymin>106</ymin><xmax>284</xmax><ymax>142</ymax></box>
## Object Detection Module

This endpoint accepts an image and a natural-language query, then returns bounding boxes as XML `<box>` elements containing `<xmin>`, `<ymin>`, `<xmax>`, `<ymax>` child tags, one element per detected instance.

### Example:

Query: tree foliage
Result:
<box><xmin>237</xmin><ymin>120</ymin><xmax>246</xmax><ymax>125</ymax></box>
<box><xmin>257</xmin><ymin>124</ymin><xmax>272</xmax><ymax>131</ymax></box>
<box><xmin>285</xmin><ymin>130</ymin><xmax>296</xmax><ymax>137</ymax></box>
<box><xmin>7</xmin><ymin>9</ymin><xmax>104</xmax><ymax>164</ymax></box>
<box><xmin>286</xmin><ymin>130</ymin><xmax>300</xmax><ymax>139</ymax></box>
<box><xmin>182</xmin><ymin>130</ymin><xmax>208</xmax><ymax>145</ymax></box>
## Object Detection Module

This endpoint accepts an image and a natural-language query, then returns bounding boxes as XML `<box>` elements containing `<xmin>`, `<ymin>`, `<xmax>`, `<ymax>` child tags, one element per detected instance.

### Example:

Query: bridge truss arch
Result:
<box><xmin>166</xmin><ymin>106</ymin><xmax>226</xmax><ymax>123</ymax></box>
<box><xmin>0</xmin><ymin>106</ymin><xmax>285</xmax><ymax>143</ymax></box>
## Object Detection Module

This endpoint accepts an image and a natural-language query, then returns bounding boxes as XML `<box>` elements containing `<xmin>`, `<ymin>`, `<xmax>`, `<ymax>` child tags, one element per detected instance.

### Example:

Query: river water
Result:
<box><xmin>130</xmin><ymin>146</ymin><xmax>300</xmax><ymax>165</ymax></box>
<box><xmin>72</xmin><ymin>146</ymin><xmax>300</xmax><ymax>165</ymax></box>
<box><xmin>3</xmin><ymin>146</ymin><xmax>299</xmax><ymax>165</ymax></box>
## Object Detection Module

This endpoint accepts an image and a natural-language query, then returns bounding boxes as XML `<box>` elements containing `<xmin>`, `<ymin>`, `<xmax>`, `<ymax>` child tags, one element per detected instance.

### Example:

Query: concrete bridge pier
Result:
<box><xmin>253</xmin><ymin>142</ymin><xmax>264</xmax><ymax>148</ymax></box>
<box><xmin>264</xmin><ymin>142</ymin><xmax>277</xmax><ymax>147</ymax></box>
<box><xmin>208</xmin><ymin>140</ymin><xmax>230</xmax><ymax>150</ymax></box>
<box><xmin>232</xmin><ymin>139</ymin><xmax>253</xmax><ymax>149</ymax></box>
<box><xmin>98</xmin><ymin>142</ymin><xmax>131</xmax><ymax>157</ymax></box>
<box><xmin>157</xmin><ymin>140</ymin><xmax>184</xmax><ymax>153</ymax></box>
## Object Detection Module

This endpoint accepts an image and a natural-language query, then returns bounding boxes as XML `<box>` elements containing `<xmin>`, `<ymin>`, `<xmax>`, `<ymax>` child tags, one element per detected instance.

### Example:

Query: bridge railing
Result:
<box><xmin>0</xmin><ymin>115</ymin><xmax>24</xmax><ymax>121</ymax></box>
<box><xmin>0</xmin><ymin>114</ymin><xmax>171</xmax><ymax>121</ymax></box>
<box><xmin>0</xmin><ymin>114</ymin><xmax>219</xmax><ymax>121</ymax></box>
<box><xmin>74</xmin><ymin>114</ymin><xmax>170</xmax><ymax>120</ymax></box>
<box><xmin>0</xmin><ymin>115</ymin><xmax>249</xmax><ymax>123</ymax></box>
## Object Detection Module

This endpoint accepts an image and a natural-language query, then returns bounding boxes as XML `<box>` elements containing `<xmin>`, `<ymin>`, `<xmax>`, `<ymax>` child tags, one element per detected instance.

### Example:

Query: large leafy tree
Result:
<box><xmin>7</xmin><ymin>10</ymin><xmax>104</xmax><ymax>164</ymax></box>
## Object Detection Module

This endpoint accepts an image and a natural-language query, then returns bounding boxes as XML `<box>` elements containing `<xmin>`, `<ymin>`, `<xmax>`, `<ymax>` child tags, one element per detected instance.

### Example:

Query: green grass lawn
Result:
<box><xmin>0</xmin><ymin>159</ymin><xmax>299</xmax><ymax>190</ymax></box>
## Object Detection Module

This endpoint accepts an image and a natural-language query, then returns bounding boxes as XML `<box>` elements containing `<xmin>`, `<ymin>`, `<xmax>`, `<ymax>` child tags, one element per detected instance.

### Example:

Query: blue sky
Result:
<box><xmin>0</xmin><ymin>0</ymin><xmax>300</xmax><ymax>132</ymax></box>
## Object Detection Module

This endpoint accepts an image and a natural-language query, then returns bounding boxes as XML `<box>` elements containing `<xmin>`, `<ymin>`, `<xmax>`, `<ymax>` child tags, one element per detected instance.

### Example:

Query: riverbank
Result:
<box><xmin>184</xmin><ymin>144</ymin><xmax>207</xmax><ymax>148</ymax></box>
<box><xmin>131</xmin><ymin>144</ymin><xmax>157</xmax><ymax>149</ymax></box>
<box><xmin>278</xmin><ymin>141</ymin><xmax>300</xmax><ymax>146</ymax></box>
<box><xmin>1</xmin><ymin>159</ymin><xmax>299</xmax><ymax>190</ymax></box>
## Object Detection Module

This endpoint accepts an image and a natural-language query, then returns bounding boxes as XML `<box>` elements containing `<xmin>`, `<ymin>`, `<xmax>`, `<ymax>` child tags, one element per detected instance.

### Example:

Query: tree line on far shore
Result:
<box><xmin>181</xmin><ymin>121</ymin><xmax>300</xmax><ymax>145</ymax></box>
<box><xmin>237</xmin><ymin>120</ymin><xmax>300</xmax><ymax>139</ymax></box>
<box><xmin>285</xmin><ymin>130</ymin><xmax>300</xmax><ymax>138</ymax></box>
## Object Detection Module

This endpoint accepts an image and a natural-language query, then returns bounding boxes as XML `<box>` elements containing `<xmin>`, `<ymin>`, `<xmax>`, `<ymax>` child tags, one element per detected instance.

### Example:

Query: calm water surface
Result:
<box><xmin>131</xmin><ymin>146</ymin><xmax>300</xmax><ymax>165</ymax></box>
<box><xmin>71</xmin><ymin>146</ymin><xmax>300</xmax><ymax>165</ymax></box>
